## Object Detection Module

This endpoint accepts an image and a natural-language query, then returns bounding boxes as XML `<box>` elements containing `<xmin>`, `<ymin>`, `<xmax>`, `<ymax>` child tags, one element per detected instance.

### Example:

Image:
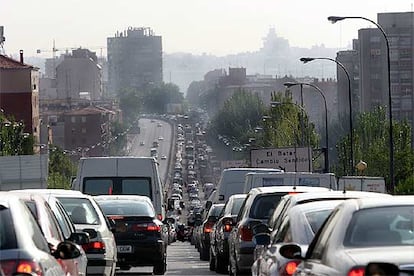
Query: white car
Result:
<box><xmin>158</xmin><ymin>136</ymin><xmax>164</xmax><ymax>141</ymax></box>
<box><xmin>161</xmin><ymin>155</ymin><xmax>167</xmax><ymax>160</ymax></box>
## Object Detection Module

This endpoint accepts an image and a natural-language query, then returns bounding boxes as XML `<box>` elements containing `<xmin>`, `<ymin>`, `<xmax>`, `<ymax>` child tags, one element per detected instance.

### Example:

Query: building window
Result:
<box><xmin>81</xmin><ymin>128</ymin><xmax>86</xmax><ymax>134</ymax></box>
<box><xmin>81</xmin><ymin>116</ymin><xmax>86</xmax><ymax>123</ymax></box>
<box><xmin>71</xmin><ymin>116</ymin><xmax>76</xmax><ymax>123</ymax></box>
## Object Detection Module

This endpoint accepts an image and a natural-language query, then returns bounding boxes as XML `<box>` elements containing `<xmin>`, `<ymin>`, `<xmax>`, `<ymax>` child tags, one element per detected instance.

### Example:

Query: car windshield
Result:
<box><xmin>231</xmin><ymin>198</ymin><xmax>245</xmax><ymax>215</ymax></box>
<box><xmin>97</xmin><ymin>200</ymin><xmax>155</xmax><ymax>217</ymax></box>
<box><xmin>344</xmin><ymin>206</ymin><xmax>414</xmax><ymax>247</ymax></box>
<box><xmin>0</xmin><ymin>206</ymin><xmax>17</xmax><ymax>249</ymax></box>
<box><xmin>58</xmin><ymin>197</ymin><xmax>100</xmax><ymax>225</ymax></box>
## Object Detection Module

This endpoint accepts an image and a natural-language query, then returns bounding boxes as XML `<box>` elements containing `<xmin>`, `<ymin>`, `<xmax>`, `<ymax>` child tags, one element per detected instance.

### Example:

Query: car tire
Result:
<box><xmin>215</xmin><ymin>252</ymin><xmax>228</xmax><ymax>274</ymax></box>
<box><xmin>209</xmin><ymin>248</ymin><xmax>216</xmax><ymax>271</ymax></box>
<box><xmin>200</xmin><ymin>245</ymin><xmax>209</xmax><ymax>261</ymax></box>
<box><xmin>153</xmin><ymin>257</ymin><xmax>167</xmax><ymax>275</ymax></box>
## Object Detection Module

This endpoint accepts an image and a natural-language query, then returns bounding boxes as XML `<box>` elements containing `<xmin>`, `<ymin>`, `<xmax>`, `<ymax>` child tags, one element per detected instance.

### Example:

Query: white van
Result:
<box><xmin>72</xmin><ymin>156</ymin><xmax>165</xmax><ymax>220</ymax></box>
<box><xmin>243</xmin><ymin>172</ymin><xmax>337</xmax><ymax>193</ymax></box>
<box><xmin>213</xmin><ymin>168</ymin><xmax>282</xmax><ymax>204</ymax></box>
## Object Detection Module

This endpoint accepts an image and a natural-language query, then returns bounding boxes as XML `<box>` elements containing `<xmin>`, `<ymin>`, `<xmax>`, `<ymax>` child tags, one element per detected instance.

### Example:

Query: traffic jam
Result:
<box><xmin>1</xmin><ymin>116</ymin><xmax>414</xmax><ymax>276</ymax></box>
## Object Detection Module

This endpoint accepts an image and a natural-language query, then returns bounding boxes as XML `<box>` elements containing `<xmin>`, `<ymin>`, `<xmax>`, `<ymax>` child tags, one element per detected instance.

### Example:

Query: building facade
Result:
<box><xmin>56</xmin><ymin>48</ymin><xmax>102</xmax><ymax>101</ymax></box>
<box><xmin>356</xmin><ymin>12</ymin><xmax>414</xmax><ymax>142</ymax></box>
<box><xmin>0</xmin><ymin>52</ymin><xmax>40</xmax><ymax>144</ymax></box>
<box><xmin>107</xmin><ymin>27</ymin><xmax>163</xmax><ymax>96</ymax></box>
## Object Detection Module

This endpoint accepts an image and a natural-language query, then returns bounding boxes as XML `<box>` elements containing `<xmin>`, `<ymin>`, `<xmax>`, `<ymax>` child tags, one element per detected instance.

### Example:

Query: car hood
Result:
<box><xmin>344</xmin><ymin>246</ymin><xmax>414</xmax><ymax>265</ymax></box>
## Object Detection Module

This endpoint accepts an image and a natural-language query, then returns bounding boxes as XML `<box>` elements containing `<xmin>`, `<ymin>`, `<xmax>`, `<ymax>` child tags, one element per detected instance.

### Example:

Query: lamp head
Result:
<box><xmin>283</xmin><ymin>82</ymin><xmax>299</xmax><ymax>88</ymax></box>
<box><xmin>327</xmin><ymin>16</ymin><xmax>345</xmax><ymax>24</ymax></box>
<box><xmin>300</xmin><ymin>57</ymin><xmax>314</xmax><ymax>64</ymax></box>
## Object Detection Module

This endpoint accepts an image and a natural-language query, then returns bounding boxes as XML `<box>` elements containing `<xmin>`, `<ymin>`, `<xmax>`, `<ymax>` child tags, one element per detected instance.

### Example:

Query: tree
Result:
<box><xmin>118</xmin><ymin>87</ymin><xmax>143</xmax><ymax>125</ymax></box>
<box><xmin>48</xmin><ymin>146</ymin><xmax>77</xmax><ymax>189</ymax></box>
<box><xmin>207</xmin><ymin>89</ymin><xmax>266</xmax><ymax>159</ymax></box>
<box><xmin>334</xmin><ymin>106</ymin><xmax>414</xmax><ymax>191</ymax></box>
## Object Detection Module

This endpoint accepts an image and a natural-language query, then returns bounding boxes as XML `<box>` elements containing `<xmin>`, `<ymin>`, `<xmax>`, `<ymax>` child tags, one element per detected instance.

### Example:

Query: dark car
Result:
<box><xmin>0</xmin><ymin>193</ymin><xmax>82</xmax><ymax>276</ymax></box>
<box><xmin>196</xmin><ymin>203</ymin><xmax>224</xmax><ymax>261</ymax></box>
<box><xmin>209</xmin><ymin>194</ymin><xmax>247</xmax><ymax>273</ymax></box>
<box><xmin>95</xmin><ymin>195</ymin><xmax>167</xmax><ymax>275</ymax></box>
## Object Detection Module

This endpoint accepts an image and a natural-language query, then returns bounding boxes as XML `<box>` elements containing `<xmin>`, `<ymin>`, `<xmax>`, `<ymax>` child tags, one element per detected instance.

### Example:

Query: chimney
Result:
<box><xmin>19</xmin><ymin>50</ymin><xmax>24</xmax><ymax>64</ymax></box>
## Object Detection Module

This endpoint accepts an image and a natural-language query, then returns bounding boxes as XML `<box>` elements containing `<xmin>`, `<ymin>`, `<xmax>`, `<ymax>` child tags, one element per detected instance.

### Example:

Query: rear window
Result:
<box><xmin>209</xmin><ymin>205</ymin><xmax>224</xmax><ymax>217</ymax></box>
<box><xmin>305</xmin><ymin>209</ymin><xmax>332</xmax><ymax>233</ymax></box>
<box><xmin>83</xmin><ymin>177</ymin><xmax>152</xmax><ymax>199</ymax></box>
<box><xmin>250</xmin><ymin>194</ymin><xmax>283</xmax><ymax>219</ymax></box>
<box><xmin>58</xmin><ymin>197</ymin><xmax>100</xmax><ymax>225</ymax></box>
<box><xmin>98</xmin><ymin>200</ymin><xmax>155</xmax><ymax>217</ymax></box>
<box><xmin>231</xmin><ymin>198</ymin><xmax>245</xmax><ymax>215</ymax></box>
<box><xmin>0</xmin><ymin>206</ymin><xmax>17</xmax><ymax>249</ymax></box>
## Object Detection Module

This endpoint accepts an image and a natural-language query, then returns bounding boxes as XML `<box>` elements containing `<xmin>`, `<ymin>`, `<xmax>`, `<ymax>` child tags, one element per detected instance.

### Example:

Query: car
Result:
<box><xmin>140</xmin><ymin>141</ymin><xmax>145</xmax><ymax>146</ymax></box>
<box><xmin>43</xmin><ymin>189</ymin><xmax>118</xmax><ymax>276</ymax></box>
<box><xmin>279</xmin><ymin>196</ymin><xmax>414</xmax><ymax>276</ymax></box>
<box><xmin>251</xmin><ymin>200</ymin><xmax>344</xmax><ymax>276</ymax></box>
<box><xmin>94</xmin><ymin>195</ymin><xmax>167</xmax><ymax>275</ymax></box>
<box><xmin>161</xmin><ymin>155</ymin><xmax>167</xmax><ymax>160</ymax></box>
<box><xmin>7</xmin><ymin>191</ymin><xmax>88</xmax><ymax>276</ymax></box>
<box><xmin>228</xmin><ymin>186</ymin><xmax>330</xmax><ymax>275</ymax></box>
<box><xmin>196</xmin><ymin>203</ymin><xmax>224</xmax><ymax>261</ymax></box>
<box><xmin>158</xmin><ymin>136</ymin><xmax>164</xmax><ymax>141</ymax></box>
<box><xmin>209</xmin><ymin>194</ymin><xmax>247</xmax><ymax>273</ymax></box>
<box><xmin>0</xmin><ymin>193</ymin><xmax>82</xmax><ymax>276</ymax></box>
<box><xmin>157</xmin><ymin>123</ymin><xmax>162</xmax><ymax>127</ymax></box>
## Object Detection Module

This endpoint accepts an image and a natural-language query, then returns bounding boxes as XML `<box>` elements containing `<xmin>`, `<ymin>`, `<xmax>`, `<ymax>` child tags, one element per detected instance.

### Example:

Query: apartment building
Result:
<box><xmin>0</xmin><ymin>52</ymin><xmax>40</xmax><ymax>144</ymax></box>
<box><xmin>107</xmin><ymin>27</ymin><xmax>163</xmax><ymax>96</ymax></box>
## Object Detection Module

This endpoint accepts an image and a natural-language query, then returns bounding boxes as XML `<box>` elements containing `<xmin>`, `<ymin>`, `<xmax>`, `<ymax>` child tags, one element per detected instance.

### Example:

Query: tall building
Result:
<box><xmin>56</xmin><ymin>48</ymin><xmax>102</xmax><ymax>101</ymax></box>
<box><xmin>107</xmin><ymin>27</ymin><xmax>163</xmax><ymax>96</ymax></box>
<box><xmin>357</xmin><ymin>12</ymin><xmax>414</xmax><ymax>141</ymax></box>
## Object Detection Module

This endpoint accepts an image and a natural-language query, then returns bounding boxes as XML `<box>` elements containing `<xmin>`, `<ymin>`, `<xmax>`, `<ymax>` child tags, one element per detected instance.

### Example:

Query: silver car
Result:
<box><xmin>27</xmin><ymin>189</ymin><xmax>118</xmax><ymax>276</ymax></box>
<box><xmin>279</xmin><ymin>196</ymin><xmax>414</xmax><ymax>276</ymax></box>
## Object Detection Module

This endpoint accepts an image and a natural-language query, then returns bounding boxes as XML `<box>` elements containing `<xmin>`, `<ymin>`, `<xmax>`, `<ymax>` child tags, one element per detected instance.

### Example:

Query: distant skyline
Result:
<box><xmin>1</xmin><ymin>0</ymin><xmax>413</xmax><ymax>57</ymax></box>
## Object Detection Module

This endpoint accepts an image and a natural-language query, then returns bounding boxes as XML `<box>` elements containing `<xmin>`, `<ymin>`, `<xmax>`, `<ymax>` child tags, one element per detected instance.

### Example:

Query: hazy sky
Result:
<box><xmin>1</xmin><ymin>0</ymin><xmax>413</xmax><ymax>57</ymax></box>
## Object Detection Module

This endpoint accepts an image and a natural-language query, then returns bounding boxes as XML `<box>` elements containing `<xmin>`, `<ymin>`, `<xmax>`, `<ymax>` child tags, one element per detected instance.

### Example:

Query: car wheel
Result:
<box><xmin>153</xmin><ymin>256</ymin><xmax>167</xmax><ymax>275</ymax></box>
<box><xmin>215</xmin><ymin>252</ymin><xmax>228</xmax><ymax>274</ymax></box>
<box><xmin>209</xmin><ymin>248</ymin><xmax>216</xmax><ymax>271</ymax></box>
<box><xmin>200</xmin><ymin>245</ymin><xmax>209</xmax><ymax>261</ymax></box>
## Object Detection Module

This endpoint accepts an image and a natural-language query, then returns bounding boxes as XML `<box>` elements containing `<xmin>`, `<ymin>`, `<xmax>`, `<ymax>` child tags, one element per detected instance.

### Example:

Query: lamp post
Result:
<box><xmin>284</xmin><ymin>82</ymin><xmax>329</xmax><ymax>173</ymax></box>
<box><xmin>300</xmin><ymin>56</ymin><xmax>354</xmax><ymax>175</ymax></box>
<box><xmin>327</xmin><ymin>15</ymin><xmax>394</xmax><ymax>193</ymax></box>
<box><xmin>270</xmin><ymin>101</ymin><xmax>312</xmax><ymax>172</ymax></box>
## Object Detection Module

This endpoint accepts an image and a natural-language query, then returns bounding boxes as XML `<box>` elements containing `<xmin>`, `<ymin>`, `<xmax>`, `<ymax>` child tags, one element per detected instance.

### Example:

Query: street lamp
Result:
<box><xmin>300</xmin><ymin>56</ymin><xmax>354</xmax><ymax>175</ymax></box>
<box><xmin>270</xmin><ymin>101</ymin><xmax>312</xmax><ymax>171</ymax></box>
<box><xmin>327</xmin><ymin>15</ymin><xmax>394</xmax><ymax>193</ymax></box>
<box><xmin>284</xmin><ymin>82</ymin><xmax>329</xmax><ymax>173</ymax></box>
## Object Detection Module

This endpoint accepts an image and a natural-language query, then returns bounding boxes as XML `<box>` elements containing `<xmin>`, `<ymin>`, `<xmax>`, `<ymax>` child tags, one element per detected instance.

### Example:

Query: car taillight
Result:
<box><xmin>203</xmin><ymin>221</ymin><xmax>215</xmax><ymax>233</ymax></box>
<box><xmin>348</xmin><ymin>266</ymin><xmax>365</xmax><ymax>276</ymax></box>
<box><xmin>0</xmin><ymin>260</ymin><xmax>42</xmax><ymax>276</ymax></box>
<box><xmin>223</xmin><ymin>218</ymin><xmax>233</xmax><ymax>232</ymax></box>
<box><xmin>131</xmin><ymin>223</ymin><xmax>161</xmax><ymax>232</ymax></box>
<box><xmin>239</xmin><ymin>225</ymin><xmax>253</xmax><ymax>241</ymax></box>
<box><xmin>280</xmin><ymin>260</ymin><xmax>300</xmax><ymax>276</ymax></box>
<box><xmin>157</xmin><ymin>214</ymin><xmax>163</xmax><ymax>221</ymax></box>
<box><xmin>82</xmin><ymin>241</ymin><xmax>106</xmax><ymax>254</ymax></box>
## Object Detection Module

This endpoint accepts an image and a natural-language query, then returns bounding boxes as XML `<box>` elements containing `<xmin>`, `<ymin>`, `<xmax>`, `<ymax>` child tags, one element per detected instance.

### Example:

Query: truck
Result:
<box><xmin>338</xmin><ymin>176</ymin><xmax>386</xmax><ymax>193</ymax></box>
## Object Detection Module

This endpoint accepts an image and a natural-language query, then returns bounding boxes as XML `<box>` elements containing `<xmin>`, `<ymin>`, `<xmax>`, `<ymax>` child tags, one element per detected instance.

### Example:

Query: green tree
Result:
<box><xmin>109</xmin><ymin>121</ymin><xmax>128</xmax><ymax>156</ymax></box>
<box><xmin>207</xmin><ymin>89</ymin><xmax>266</xmax><ymax>159</ymax></box>
<box><xmin>334</xmin><ymin>106</ymin><xmax>414</xmax><ymax>191</ymax></box>
<box><xmin>118</xmin><ymin>87</ymin><xmax>143</xmax><ymax>125</ymax></box>
<box><xmin>48</xmin><ymin>146</ymin><xmax>77</xmax><ymax>189</ymax></box>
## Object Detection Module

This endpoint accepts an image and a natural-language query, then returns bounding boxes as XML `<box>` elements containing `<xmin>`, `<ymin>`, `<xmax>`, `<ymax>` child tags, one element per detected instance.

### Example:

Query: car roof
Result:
<box><xmin>94</xmin><ymin>195</ymin><xmax>152</xmax><ymax>202</ymax></box>
<box><xmin>249</xmin><ymin>186</ymin><xmax>330</xmax><ymax>194</ymax></box>
<box><xmin>285</xmin><ymin>190</ymin><xmax>391</xmax><ymax>204</ymax></box>
<box><xmin>289</xmin><ymin>199</ymin><xmax>346</xmax><ymax>214</ymax></box>
<box><xmin>228</xmin><ymin>194</ymin><xmax>248</xmax><ymax>200</ymax></box>
<box><xmin>351</xmin><ymin>195</ymin><xmax>414</xmax><ymax>209</ymax></box>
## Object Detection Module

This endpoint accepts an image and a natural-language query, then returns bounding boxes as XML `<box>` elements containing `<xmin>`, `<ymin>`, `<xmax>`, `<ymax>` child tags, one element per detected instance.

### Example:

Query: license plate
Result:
<box><xmin>117</xmin><ymin>245</ymin><xmax>132</xmax><ymax>253</ymax></box>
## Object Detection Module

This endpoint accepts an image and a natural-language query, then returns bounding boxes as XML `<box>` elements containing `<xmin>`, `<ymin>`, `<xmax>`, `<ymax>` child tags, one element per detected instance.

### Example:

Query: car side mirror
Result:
<box><xmin>365</xmin><ymin>262</ymin><xmax>400</xmax><ymax>276</ymax></box>
<box><xmin>69</xmin><ymin>232</ymin><xmax>89</xmax><ymax>245</ymax></box>
<box><xmin>52</xmin><ymin>240</ymin><xmax>81</xmax><ymax>260</ymax></box>
<box><xmin>279</xmin><ymin>243</ymin><xmax>303</xmax><ymax>260</ymax></box>
<box><xmin>253</xmin><ymin>233</ymin><xmax>270</xmax><ymax>246</ymax></box>
<box><xmin>205</xmin><ymin>201</ymin><xmax>212</xmax><ymax>210</ymax></box>
<box><xmin>82</xmin><ymin>228</ymin><xmax>98</xmax><ymax>239</ymax></box>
